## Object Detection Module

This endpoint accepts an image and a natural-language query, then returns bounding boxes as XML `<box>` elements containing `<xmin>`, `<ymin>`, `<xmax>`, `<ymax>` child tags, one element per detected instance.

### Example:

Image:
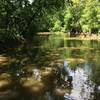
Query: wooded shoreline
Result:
<box><xmin>37</xmin><ymin>32</ymin><xmax>100</xmax><ymax>40</ymax></box>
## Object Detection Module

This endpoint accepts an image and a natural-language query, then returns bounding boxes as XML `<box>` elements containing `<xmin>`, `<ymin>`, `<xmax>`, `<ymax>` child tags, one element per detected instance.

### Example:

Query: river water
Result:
<box><xmin>0</xmin><ymin>38</ymin><xmax>100</xmax><ymax>100</ymax></box>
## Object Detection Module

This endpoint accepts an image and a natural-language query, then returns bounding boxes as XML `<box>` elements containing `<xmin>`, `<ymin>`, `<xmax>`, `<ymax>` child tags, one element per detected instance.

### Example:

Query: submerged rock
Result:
<box><xmin>0</xmin><ymin>80</ymin><xmax>11</xmax><ymax>90</ymax></box>
<box><xmin>41</xmin><ymin>67</ymin><xmax>55</xmax><ymax>77</ymax></box>
<box><xmin>0</xmin><ymin>73</ymin><xmax>12</xmax><ymax>90</ymax></box>
<box><xmin>53</xmin><ymin>88</ymin><xmax>66</xmax><ymax>97</ymax></box>
<box><xmin>21</xmin><ymin>78</ymin><xmax>47</xmax><ymax>95</ymax></box>
<box><xmin>0</xmin><ymin>89</ymin><xmax>18</xmax><ymax>100</ymax></box>
<box><xmin>0</xmin><ymin>55</ymin><xmax>10</xmax><ymax>66</ymax></box>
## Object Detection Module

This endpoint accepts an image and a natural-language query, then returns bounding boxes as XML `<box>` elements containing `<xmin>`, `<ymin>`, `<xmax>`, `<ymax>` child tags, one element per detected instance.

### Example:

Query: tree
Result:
<box><xmin>0</xmin><ymin>0</ymin><xmax>66</xmax><ymax>43</ymax></box>
<box><xmin>80</xmin><ymin>0</ymin><xmax>99</xmax><ymax>33</ymax></box>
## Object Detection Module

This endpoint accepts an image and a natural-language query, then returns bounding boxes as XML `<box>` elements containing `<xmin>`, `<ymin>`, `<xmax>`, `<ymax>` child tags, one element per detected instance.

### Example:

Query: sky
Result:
<box><xmin>28</xmin><ymin>0</ymin><xmax>33</xmax><ymax>4</ymax></box>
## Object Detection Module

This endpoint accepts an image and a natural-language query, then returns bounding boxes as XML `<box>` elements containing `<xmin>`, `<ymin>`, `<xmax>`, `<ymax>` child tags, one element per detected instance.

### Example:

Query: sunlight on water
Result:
<box><xmin>0</xmin><ymin>39</ymin><xmax>100</xmax><ymax>100</ymax></box>
<box><xmin>66</xmin><ymin>66</ymin><xmax>95</xmax><ymax>100</ymax></box>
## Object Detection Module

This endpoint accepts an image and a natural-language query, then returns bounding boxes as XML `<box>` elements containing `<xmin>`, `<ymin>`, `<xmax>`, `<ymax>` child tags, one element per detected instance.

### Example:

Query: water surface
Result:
<box><xmin>0</xmin><ymin>38</ymin><xmax>100</xmax><ymax>100</ymax></box>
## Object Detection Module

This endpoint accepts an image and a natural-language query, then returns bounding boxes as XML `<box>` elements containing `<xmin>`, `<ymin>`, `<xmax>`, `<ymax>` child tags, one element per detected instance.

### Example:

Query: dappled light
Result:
<box><xmin>0</xmin><ymin>35</ymin><xmax>100</xmax><ymax>100</ymax></box>
<box><xmin>0</xmin><ymin>0</ymin><xmax>99</xmax><ymax>99</ymax></box>
<box><xmin>0</xmin><ymin>35</ymin><xmax>100</xmax><ymax>99</ymax></box>
<box><xmin>0</xmin><ymin>55</ymin><xmax>11</xmax><ymax>66</ymax></box>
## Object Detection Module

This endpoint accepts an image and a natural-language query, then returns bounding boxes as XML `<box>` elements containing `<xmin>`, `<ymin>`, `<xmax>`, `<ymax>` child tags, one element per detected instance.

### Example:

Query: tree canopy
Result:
<box><xmin>0</xmin><ymin>0</ymin><xmax>99</xmax><ymax>43</ymax></box>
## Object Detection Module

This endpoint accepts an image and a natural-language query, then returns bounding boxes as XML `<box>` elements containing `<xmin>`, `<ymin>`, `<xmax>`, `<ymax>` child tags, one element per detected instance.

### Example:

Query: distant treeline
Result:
<box><xmin>0</xmin><ymin>0</ymin><xmax>99</xmax><ymax>43</ymax></box>
<box><xmin>48</xmin><ymin>0</ymin><xmax>99</xmax><ymax>34</ymax></box>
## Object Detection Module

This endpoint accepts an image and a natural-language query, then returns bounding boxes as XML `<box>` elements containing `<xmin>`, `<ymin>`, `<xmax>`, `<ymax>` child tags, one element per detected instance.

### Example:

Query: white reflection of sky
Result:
<box><xmin>67</xmin><ymin>65</ymin><xmax>95</xmax><ymax>100</ymax></box>
<box><xmin>28</xmin><ymin>0</ymin><xmax>33</xmax><ymax>4</ymax></box>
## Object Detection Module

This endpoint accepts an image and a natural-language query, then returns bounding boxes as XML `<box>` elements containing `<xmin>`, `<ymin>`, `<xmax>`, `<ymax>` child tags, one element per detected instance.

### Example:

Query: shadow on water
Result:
<box><xmin>0</xmin><ymin>36</ymin><xmax>100</xmax><ymax>100</ymax></box>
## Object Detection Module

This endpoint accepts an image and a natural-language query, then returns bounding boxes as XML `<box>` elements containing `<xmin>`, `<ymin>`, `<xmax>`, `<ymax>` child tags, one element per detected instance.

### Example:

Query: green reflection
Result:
<box><xmin>0</xmin><ymin>35</ymin><xmax>100</xmax><ymax>100</ymax></box>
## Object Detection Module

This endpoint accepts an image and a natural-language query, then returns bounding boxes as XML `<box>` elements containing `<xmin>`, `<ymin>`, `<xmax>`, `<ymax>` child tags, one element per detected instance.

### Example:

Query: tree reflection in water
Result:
<box><xmin>0</xmin><ymin>39</ymin><xmax>100</xmax><ymax>100</ymax></box>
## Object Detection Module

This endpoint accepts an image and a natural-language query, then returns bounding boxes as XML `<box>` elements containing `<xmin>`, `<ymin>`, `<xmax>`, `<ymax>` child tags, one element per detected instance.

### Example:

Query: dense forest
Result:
<box><xmin>0</xmin><ymin>0</ymin><xmax>100</xmax><ymax>46</ymax></box>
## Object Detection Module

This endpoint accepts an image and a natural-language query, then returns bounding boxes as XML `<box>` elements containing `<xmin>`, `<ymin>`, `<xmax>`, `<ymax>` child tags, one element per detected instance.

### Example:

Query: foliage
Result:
<box><xmin>0</xmin><ymin>0</ymin><xmax>99</xmax><ymax>45</ymax></box>
<box><xmin>80</xmin><ymin>0</ymin><xmax>99</xmax><ymax>33</ymax></box>
<box><xmin>50</xmin><ymin>0</ymin><xmax>99</xmax><ymax>34</ymax></box>
<box><xmin>0</xmin><ymin>0</ymin><xmax>65</xmax><ymax>43</ymax></box>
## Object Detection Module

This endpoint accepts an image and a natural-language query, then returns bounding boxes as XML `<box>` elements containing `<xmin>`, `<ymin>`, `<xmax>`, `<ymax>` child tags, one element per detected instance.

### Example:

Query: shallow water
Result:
<box><xmin>0</xmin><ymin>39</ymin><xmax>100</xmax><ymax>100</ymax></box>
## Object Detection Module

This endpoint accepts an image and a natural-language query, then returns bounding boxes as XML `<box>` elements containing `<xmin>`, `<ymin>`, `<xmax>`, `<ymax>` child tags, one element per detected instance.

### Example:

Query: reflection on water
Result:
<box><xmin>32</xmin><ymin>68</ymin><xmax>41</xmax><ymax>81</ymax></box>
<box><xmin>65</xmin><ymin>66</ymin><xmax>95</xmax><ymax>100</ymax></box>
<box><xmin>0</xmin><ymin>39</ymin><xmax>100</xmax><ymax>100</ymax></box>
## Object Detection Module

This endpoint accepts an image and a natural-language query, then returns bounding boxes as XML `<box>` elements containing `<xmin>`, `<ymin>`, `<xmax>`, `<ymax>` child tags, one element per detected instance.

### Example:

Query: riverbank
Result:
<box><xmin>37</xmin><ymin>32</ymin><xmax>100</xmax><ymax>40</ymax></box>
